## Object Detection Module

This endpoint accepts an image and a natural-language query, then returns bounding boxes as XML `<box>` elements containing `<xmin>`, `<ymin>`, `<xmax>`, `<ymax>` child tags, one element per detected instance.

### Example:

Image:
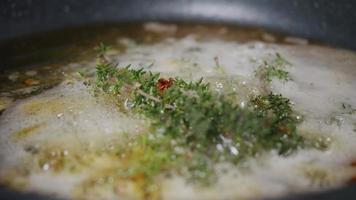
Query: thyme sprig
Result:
<box><xmin>93</xmin><ymin>55</ymin><xmax>305</xmax><ymax>187</ymax></box>
<box><xmin>255</xmin><ymin>53</ymin><xmax>291</xmax><ymax>84</ymax></box>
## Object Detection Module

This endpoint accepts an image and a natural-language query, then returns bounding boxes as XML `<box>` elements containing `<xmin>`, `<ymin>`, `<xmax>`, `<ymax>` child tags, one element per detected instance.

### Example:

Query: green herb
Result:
<box><xmin>77</xmin><ymin>71</ymin><xmax>85</xmax><ymax>78</ymax></box>
<box><xmin>255</xmin><ymin>53</ymin><xmax>291</xmax><ymax>83</ymax></box>
<box><xmin>92</xmin><ymin>55</ymin><xmax>305</xmax><ymax>187</ymax></box>
<box><xmin>250</xmin><ymin>93</ymin><xmax>304</xmax><ymax>154</ymax></box>
<box><xmin>96</xmin><ymin>42</ymin><xmax>111</xmax><ymax>56</ymax></box>
<box><xmin>213</xmin><ymin>56</ymin><xmax>226</xmax><ymax>74</ymax></box>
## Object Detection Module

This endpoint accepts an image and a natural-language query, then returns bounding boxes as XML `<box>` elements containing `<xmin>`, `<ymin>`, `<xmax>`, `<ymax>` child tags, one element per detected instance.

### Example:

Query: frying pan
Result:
<box><xmin>0</xmin><ymin>0</ymin><xmax>356</xmax><ymax>199</ymax></box>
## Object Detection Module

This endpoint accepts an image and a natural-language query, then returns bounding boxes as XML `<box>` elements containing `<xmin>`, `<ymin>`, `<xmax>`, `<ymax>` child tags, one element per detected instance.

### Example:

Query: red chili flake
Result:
<box><xmin>351</xmin><ymin>160</ymin><xmax>356</xmax><ymax>167</ymax></box>
<box><xmin>156</xmin><ymin>78</ymin><xmax>174</xmax><ymax>93</ymax></box>
<box><xmin>346</xmin><ymin>161</ymin><xmax>356</xmax><ymax>184</ymax></box>
<box><xmin>347</xmin><ymin>175</ymin><xmax>356</xmax><ymax>184</ymax></box>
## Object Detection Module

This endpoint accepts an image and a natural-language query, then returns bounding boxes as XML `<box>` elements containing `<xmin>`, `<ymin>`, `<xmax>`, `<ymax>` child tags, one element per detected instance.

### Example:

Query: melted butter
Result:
<box><xmin>0</xmin><ymin>23</ymin><xmax>356</xmax><ymax>200</ymax></box>
<box><xmin>20</xmin><ymin>92</ymin><xmax>85</xmax><ymax>116</ymax></box>
<box><xmin>12</xmin><ymin>123</ymin><xmax>44</xmax><ymax>141</ymax></box>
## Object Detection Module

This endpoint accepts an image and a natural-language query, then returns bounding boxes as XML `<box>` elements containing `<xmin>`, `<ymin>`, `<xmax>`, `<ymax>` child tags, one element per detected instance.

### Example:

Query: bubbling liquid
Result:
<box><xmin>0</xmin><ymin>23</ymin><xmax>355</xmax><ymax>200</ymax></box>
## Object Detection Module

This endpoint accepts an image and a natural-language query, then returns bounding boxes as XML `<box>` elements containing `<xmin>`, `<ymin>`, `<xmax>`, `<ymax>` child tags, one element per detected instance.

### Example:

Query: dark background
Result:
<box><xmin>1</xmin><ymin>0</ymin><xmax>356</xmax><ymax>50</ymax></box>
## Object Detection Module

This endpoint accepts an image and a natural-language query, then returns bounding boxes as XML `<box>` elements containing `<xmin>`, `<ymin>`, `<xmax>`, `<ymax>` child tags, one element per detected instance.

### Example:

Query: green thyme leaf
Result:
<box><xmin>91</xmin><ymin>49</ymin><xmax>306</xmax><ymax>186</ymax></box>
<box><xmin>255</xmin><ymin>53</ymin><xmax>291</xmax><ymax>83</ymax></box>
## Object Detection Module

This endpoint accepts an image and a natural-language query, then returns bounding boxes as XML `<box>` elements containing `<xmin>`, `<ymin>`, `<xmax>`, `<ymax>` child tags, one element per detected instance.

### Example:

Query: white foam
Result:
<box><xmin>1</xmin><ymin>35</ymin><xmax>356</xmax><ymax>199</ymax></box>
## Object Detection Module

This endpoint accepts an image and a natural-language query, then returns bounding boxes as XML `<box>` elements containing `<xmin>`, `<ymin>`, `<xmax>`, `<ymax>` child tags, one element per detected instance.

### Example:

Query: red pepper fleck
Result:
<box><xmin>347</xmin><ymin>175</ymin><xmax>356</xmax><ymax>184</ymax></box>
<box><xmin>350</xmin><ymin>160</ymin><xmax>356</xmax><ymax>167</ymax></box>
<box><xmin>346</xmin><ymin>161</ymin><xmax>356</xmax><ymax>185</ymax></box>
<box><xmin>157</xmin><ymin>78</ymin><xmax>174</xmax><ymax>93</ymax></box>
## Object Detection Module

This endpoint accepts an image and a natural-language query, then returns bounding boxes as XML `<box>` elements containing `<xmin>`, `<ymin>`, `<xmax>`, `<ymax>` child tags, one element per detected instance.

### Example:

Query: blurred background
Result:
<box><xmin>1</xmin><ymin>0</ymin><xmax>356</xmax><ymax>50</ymax></box>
